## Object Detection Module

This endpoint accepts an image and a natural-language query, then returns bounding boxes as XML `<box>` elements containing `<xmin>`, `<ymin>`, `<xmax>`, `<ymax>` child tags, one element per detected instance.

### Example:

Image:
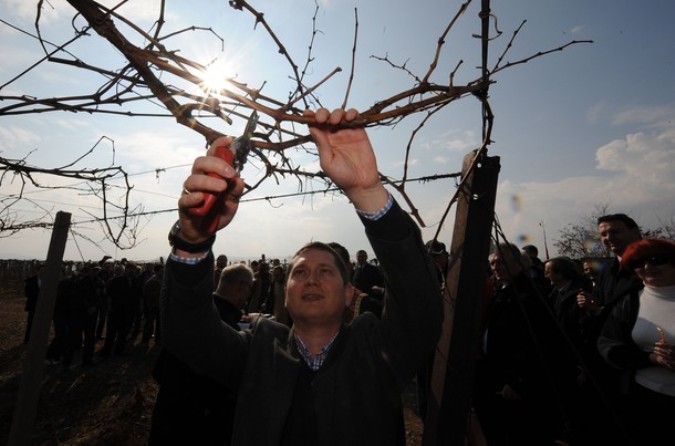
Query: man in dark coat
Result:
<box><xmin>99</xmin><ymin>263</ymin><xmax>141</xmax><ymax>357</ymax></box>
<box><xmin>23</xmin><ymin>264</ymin><xmax>42</xmax><ymax>344</ymax></box>
<box><xmin>574</xmin><ymin>213</ymin><xmax>644</xmax><ymax>444</ymax></box>
<box><xmin>161</xmin><ymin>107</ymin><xmax>442</xmax><ymax>446</ymax></box>
<box><xmin>474</xmin><ymin>243</ymin><xmax>572</xmax><ymax>445</ymax></box>
<box><xmin>576</xmin><ymin>213</ymin><xmax>643</xmax><ymax>328</ymax></box>
<box><xmin>150</xmin><ymin>263</ymin><xmax>253</xmax><ymax>446</ymax></box>
<box><xmin>351</xmin><ymin>249</ymin><xmax>384</xmax><ymax>299</ymax></box>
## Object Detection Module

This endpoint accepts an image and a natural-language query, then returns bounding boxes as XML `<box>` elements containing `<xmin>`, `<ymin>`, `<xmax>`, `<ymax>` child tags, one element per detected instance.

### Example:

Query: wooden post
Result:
<box><xmin>422</xmin><ymin>152</ymin><xmax>499</xmax><ymax>446</ymax></box>
<box><xmin>9</xmin><ymin>211</ymin><xmax>71</xmax><ymax>446</ymax></box>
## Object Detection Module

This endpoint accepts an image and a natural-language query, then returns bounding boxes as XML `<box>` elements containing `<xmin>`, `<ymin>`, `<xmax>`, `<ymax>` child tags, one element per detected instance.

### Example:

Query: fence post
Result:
<box><xmin>423</xmin><ymin>152</ymin><xmax>499</xmax><ymax>445</ymax></box>
<box><xmin>9</xmin><ymin>211</ymin><xmax>71</xmax><ymax>446</ymax></box>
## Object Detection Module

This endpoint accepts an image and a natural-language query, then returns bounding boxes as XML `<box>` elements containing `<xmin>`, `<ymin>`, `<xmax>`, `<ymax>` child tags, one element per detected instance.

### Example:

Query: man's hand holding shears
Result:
<box><xmin>174</xmin><ymin>107</ymin><xmax>388</xmax><ymax>256</ymax></box>
<box><xmin>175</xmin><ymin>112</ymin><xmax>256</xmax><ymax>251</ymax></box>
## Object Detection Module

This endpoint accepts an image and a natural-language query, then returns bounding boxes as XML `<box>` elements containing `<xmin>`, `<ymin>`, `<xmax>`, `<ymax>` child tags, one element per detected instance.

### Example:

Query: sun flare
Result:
<box><xmin>199</xmin><ymin>61</ymin><xmax>236</xmax><ymax>94</ymax></box>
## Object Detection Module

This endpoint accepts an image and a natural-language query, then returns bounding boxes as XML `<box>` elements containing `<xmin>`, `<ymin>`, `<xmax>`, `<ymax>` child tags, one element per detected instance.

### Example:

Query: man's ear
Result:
<box><xmin>344</xmin><ymin>283</ymin><xmax>354</xmax><ymax>307</ymax></box>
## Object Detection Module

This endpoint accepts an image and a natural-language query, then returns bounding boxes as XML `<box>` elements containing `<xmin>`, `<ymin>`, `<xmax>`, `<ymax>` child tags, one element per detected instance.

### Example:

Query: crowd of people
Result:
<box><xmin>33</xmin><ymin>259</ymin><xmax>165</xmax><ymax>367</ymax></box>
<box><xmin>21</xmin><ymin>106</ymin><xmax>674</xmax><ymax>446</ymax></box>
<box><xmin>472</xmin><ymin>215</ymin><xmax>675</xmax><ymax>445</ymax></box>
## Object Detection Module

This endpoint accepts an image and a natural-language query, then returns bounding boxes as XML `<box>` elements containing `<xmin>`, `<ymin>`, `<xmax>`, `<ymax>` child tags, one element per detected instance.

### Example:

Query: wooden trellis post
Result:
<box><xmin>9</xmin><ymin>211</ymin><xmax>71</xmax><ymax>446</ymax></box>
<box><xmin>422</xmin><ymin>151</ymin><xmax>500</xmax><ymax>446</ymax></box>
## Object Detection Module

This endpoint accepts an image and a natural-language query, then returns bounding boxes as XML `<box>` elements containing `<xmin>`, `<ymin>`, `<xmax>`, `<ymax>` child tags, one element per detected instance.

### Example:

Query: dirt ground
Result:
<box><xmin>0</xmin><ymin>274</ymin><xmax>423</xmax><ymax>446</ymax></box>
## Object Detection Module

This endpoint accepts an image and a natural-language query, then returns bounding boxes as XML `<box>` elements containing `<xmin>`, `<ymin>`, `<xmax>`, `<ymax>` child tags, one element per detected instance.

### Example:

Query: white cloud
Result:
<box><xmin>98</xmin><ymin>0</ymin><xmax>174</xmax><ymax>24</ymax></box>
<box><xmin>494</xmin><ymin>126</ymin><xmax>675</xmax><ymax>256</ymax></box>
<box><xmin>2</xmin><ymin>0</ymin><xmax>70</xmax><ymax>24</ymax></box>
<box><xmin>569</xmin><ymin>25</ymin><xmax>586</xmax><ymax>35</ymax></box>
<box><xmin>0</xmin><ymin>125</ymin><xmax>41</xmax><ymax>152</ymax></box>
<box><xmin>428</xmin><ymin>129</ymin><xmax>478</xmax><ymax>153</ymax></box>
<box><xmin>596</xmin><ymin>129</ymin><xmax>675</xmax><ymax>187</ymax></box>
<box><xmin>393</xmin><ymin>158</ymin><xmax>419</xmax><ymax>168</ymax></box>
<box><xmin>612</xmin><ymin>105</ymin><xmax>675</xmax><ymax>128</ymax></box>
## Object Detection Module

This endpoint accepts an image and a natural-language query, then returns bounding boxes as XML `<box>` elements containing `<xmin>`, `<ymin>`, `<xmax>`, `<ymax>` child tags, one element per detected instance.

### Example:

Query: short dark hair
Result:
<box><xmin>522</xmin><ymin>245</ymin><xmax>538</xmax><ymax>257</ymax></box>
<box><xmin>545</xmin><ymin>257</ymin><xmax>580</xmax><ymax>281</ymax></box>
<box><xmin>491</xmin><ymin>243</ymin><xmax>523</xmax><ymax>261</ymax></box>
<box><xmin>289</xmin><ymin>241</ymin><xmax>350</xmax><ymax>285</ymax></box>
<box><xmin>597</xmin><ymin>213</ymin><xmax>639</xmax><ymax>231</ymax></box>
<box><xmin>327</xmin><ymin>242</ymin><xmax>351</xmax><ymax>268</ymax></box>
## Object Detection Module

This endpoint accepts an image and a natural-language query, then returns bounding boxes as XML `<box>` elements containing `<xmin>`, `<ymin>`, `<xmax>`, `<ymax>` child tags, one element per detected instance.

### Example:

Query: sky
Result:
<box><xmin>1</xmin><ymin>0</ymin><xmax>674</xmax><ymax>264</ymax></box>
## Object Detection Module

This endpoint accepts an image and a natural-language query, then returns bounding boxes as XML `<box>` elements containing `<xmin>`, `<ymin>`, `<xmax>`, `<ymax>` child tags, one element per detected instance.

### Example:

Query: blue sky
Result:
<box><xmin>1</xmin><ymin>0</ymin><xmax>674</xmax><ymax>263</ymax></box>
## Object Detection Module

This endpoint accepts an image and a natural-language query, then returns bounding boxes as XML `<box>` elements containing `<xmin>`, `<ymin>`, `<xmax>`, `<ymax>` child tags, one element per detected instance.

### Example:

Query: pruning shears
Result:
<box><xmin>190</xmin><ymin>110</ymin><xmax>258</xmax><ymax>234</ymax></box>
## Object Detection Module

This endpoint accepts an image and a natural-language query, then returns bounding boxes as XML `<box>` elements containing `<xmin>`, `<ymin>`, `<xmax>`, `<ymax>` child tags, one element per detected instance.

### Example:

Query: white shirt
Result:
<box><xmin>632</xmin><ymin>284</ymin><xmax>675</xmax><ymax>396</ymax></box>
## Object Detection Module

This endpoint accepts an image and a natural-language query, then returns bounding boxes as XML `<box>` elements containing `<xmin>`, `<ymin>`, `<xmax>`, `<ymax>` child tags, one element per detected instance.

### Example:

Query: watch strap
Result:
<box><xmin>168</xmin><ymin>220</ymin><xmax>215</xmax><ymax>253</ymax></box>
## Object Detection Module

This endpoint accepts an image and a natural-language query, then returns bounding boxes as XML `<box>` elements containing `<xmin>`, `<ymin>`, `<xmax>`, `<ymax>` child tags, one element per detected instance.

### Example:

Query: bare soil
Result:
<box><xmin>0</xmin><ymin>275</ymin><xmax>423</xmax><ymax>445</ymax></box>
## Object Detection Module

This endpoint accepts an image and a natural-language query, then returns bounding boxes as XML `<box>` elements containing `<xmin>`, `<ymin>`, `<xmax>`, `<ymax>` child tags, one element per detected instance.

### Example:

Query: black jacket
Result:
<box><xmin>161</xmin><ymin>201</ymin><xmax>442</xmax><ymax>446</ymax></box>
<box><xmin>150</xmin><ymin>296</ymin><xmax>242</xmax><ymax>446</ymax></box>
<box><xmin>596</xmin><ymin>288</ymin><xmax>651</xmax><ymax>395</ymax></box>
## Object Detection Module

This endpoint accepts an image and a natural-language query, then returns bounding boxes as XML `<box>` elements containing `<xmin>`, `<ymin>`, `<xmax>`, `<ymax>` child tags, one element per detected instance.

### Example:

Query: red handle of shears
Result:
<box><xmin>188</xmin><ymin>144</ymin><xmax>235</xmax><ymax>234</ymax></box>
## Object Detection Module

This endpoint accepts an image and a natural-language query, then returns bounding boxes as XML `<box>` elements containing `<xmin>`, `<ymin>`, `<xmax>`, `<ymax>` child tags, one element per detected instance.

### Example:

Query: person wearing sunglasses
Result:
<box><xmin>597</xmin><ymin>238</ymin><xmax>675</xmax><ymax>445</ymax></box>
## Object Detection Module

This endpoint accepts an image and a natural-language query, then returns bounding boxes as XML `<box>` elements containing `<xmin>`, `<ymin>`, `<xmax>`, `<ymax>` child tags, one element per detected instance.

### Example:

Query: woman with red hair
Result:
<box><xmin>597</xmin><ymin>238</ymin><xmax>675</xmax><ymax>444</ymax></box>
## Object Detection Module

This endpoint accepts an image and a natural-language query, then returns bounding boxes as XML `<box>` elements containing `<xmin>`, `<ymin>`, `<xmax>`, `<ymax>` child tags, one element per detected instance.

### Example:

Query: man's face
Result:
<box><xmin>356</xmin><ymin>250</ymin><xmax>367</xmax><ymax>265</ymax></box>
<box><xmin>543</xmin><ymin>261</ymin><xmax>559</xmax><ymax>286</ymax></box>
<box><xmin>488</xmin><ymin>250</ymin><xmax>522</xmax><ymax>282</ymax></box>
<box><xmin>582</xmin><ymin>261</ymin><xmax>596</xmax><ymax>280</ymax></box>
<box><xmin>598</xmin><ymin>221</ymin><xmax>640</xmax><ymax>256</ymax></box>
<box><xmin>285</xmin><ymin>248</ymin><xmax>353</xmax><ymax>326</ymax></box>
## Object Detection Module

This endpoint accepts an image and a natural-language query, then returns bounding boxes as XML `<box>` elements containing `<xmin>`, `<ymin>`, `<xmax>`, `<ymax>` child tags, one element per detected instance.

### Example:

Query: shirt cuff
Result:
<box><xmin>169</xmin><ymin>251</ymin><xmax>209</xmax><ymax>265</ymax></box>
<box><xmin>355</xmin><ymin>193</ymin><xmax>394</xmax><ymax>221</ymax></box>
<box><xmin>359</xmin><ymin>198</ymin><xmax>410</xmax><ymax>241</ymax></box>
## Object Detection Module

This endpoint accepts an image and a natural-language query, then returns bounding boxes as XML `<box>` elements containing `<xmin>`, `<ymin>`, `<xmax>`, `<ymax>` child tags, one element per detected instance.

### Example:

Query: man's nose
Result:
<box><xmin>305</xmin><ymin>269</ymin><xmax>321</xmax><ymax>284</ymax></box>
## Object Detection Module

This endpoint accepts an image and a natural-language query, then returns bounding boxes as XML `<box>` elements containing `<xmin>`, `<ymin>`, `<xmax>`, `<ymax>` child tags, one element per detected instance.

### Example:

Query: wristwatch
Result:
<box><xmin>168</xmin><ymin>220</ymin><xmax>215</xmax><ymax>253</ymax></box>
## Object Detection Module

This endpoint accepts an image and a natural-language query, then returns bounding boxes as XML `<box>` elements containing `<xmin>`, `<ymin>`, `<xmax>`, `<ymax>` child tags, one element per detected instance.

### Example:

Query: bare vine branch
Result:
<box><xmin>0</xmin><ymin>0</ymin><xmax>591</xmax><ymax>251</ymax></box>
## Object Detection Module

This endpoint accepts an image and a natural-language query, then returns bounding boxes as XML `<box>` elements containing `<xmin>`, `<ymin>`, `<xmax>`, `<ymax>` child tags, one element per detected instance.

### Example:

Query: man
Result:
<box><xmin>327</xmin><ymin>241</ymin><xmax>381</xmax><ymax>321</ymax></box>
<box><xmin>214</xmin><ymin>253</ymin><xmax>228</xmax><ymax>286</ymax></box>
<box><xmin>474</xmin><ymin>243</ymin><xmax>568</xmax><ymax>445</ymax></box>
<box><xmin>574</xmin><ymin>213</ymin><xmax>644</xmax><ymax>443</ymax></box>
<box><xmin>161</xmin><ymin>108</ymin><xmax>442</xmax><ymax>445</ymax></box>
<box><xmin>71</xmin><ymin>265</ymin><xmax>105</xmax><ymax>366</ymax></box>
<box><xmin>247</xmin><ymin>260</ymin><xmax>272</xmax><ymax>313</ymax></box>
<box><xmin>150</xmin><ymin>263</ymin><xmax>253</xmax><ymax>445</ymax></box>
<box><xmin>522</xmin><ymin>244</ymin><xmax>551</xmax><ymax>295</ymax></box>
<box><xmin>543</xmin><ymin>257</ymin><xmax>604</xmax><ymax>443</ymax></box>
<box><xmin>99</xmin><ymin>263</ymin><xmax>140</xmax><ymax>358</ymax></box>
<box><xmin>351</xmin><ymin>249</ymin><xmax>385</xmax><ymax>298</ymax></box>
<box><xmin>544</xmin><ymin>257</ymin><xmax>588</xmax><ymax>329</ymax></box>
<box><xmin>576</xmin><ymin>213</ymin><xmax>643</xmax><ymax>314</ymax></box>
<box><xmin>23</xmin><ymin>263</ymin><xmax>42</xmax><ymax>344</ymax></box>
<box><xmin>575</xmin><ymin>214</ymin><xmax>644</xmax><ymax>362</ymax></box>
<box><xmin>581</xmin><ymin>259</ymin><xmax>599</xmax><ymax>291</ymax></box>
<box><xmin>142</xmin><ymin>263</ymin><xmax>164</xmax><ymax>345</ymax></box>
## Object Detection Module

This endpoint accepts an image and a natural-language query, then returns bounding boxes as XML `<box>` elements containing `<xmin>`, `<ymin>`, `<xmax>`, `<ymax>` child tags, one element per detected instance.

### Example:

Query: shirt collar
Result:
<box><xmin>293</xmin><ymin>331</ymin><xmax>340</xmax><ymax>371</ymax></box>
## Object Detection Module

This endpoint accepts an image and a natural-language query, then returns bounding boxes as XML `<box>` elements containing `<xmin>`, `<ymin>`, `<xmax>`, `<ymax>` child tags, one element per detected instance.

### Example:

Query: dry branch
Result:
<box><xmin>0</xmin><ymin>0</ymin><xmax>591</xmax><ymax>251</ymax></box>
